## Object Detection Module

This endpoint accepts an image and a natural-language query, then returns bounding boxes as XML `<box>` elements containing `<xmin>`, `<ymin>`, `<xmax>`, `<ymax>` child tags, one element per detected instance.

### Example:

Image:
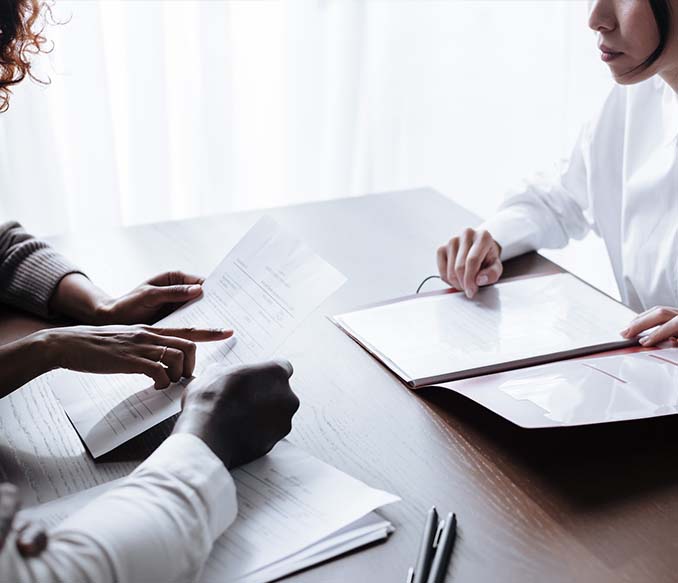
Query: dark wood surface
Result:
<box><xmin>2</xmin><ymin>188</ymin><xmax>677</xmax><ymax>582</ymax></box>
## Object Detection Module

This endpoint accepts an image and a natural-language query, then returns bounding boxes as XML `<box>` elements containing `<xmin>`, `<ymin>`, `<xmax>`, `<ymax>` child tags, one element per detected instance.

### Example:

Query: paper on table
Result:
<box><xmin>20</xmin><ymin>441</ymin><xmax>399</xmax><ymax>583</ymax></box>
<box><xmin>200</xmin><ymin>441</ymin><xmax>398</xmax><ymax>582</ymax></box>
<box><xmin>51</xmin><ymin>217</ymin><xmax>347</xmax><ymax>457</ymax></box>
<box><xmin>438</xmin><ymin>347</ymin><xmax>678</xmax><ymax>428</ymax></box>
<box><xmin>238</xmin><ymin>513</ymin><xmax>393</xmax><ymax>583</ymax></box>
<box><xmin>334</xmin><ymin>273</ymin><xmax>637</xmax><ymax>387</ymax></box>
<box><xmin>0</xmin><ymin>375</ymin><xmax>140</xmax><ymax>507</ymax></box>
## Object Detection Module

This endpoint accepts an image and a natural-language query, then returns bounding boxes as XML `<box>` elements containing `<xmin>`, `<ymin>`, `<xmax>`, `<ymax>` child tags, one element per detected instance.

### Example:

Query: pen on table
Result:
<box><xmin>408</xmin><ymin>506</ymin><xmax>439</xmax><ymax>583</ymax></box>
<box><xmin>426</xmin><ymin>512</ymin><xmax>457</xmax><ymax>583</ymax></box>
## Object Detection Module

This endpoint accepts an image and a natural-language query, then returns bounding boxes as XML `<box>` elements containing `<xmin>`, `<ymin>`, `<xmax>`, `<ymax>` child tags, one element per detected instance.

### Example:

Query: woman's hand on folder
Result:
<box><xmin>437</xmin><ymin>228</ymin><xmax>502</xmax><ymax>298</ymax></box>
<box><xmin>621</xmin><ymin>305</ymin><xmax>678</xmax><ymax>347</ymax></box>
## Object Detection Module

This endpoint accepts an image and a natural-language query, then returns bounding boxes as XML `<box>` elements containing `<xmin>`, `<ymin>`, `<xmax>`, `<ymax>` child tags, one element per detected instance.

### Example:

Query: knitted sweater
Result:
<box><xmin>0</xmin><ymin>222</ymin><xmax>82</xmax><ymax>319</ymax></box>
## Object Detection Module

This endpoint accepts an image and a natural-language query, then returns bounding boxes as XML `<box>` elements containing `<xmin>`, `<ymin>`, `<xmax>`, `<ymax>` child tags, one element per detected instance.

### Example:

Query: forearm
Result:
<box><xmin>0</xmin><ymin>222</ymin><xmax>83</xmax><ymax>319</ymax></box>
<box><xmin>48</xmin><ymin>273</ymin><xmax>112</xmax><ymax>325</ymax></box>
<box><xmin>0</xmin><ymin>435</ymin><xmax>237</xmax><ymax>583</ymax></box>
<box><xmin>0</xmin><ymin>333</ymin><xmax>53</xmax><ymax>398</ymax></box>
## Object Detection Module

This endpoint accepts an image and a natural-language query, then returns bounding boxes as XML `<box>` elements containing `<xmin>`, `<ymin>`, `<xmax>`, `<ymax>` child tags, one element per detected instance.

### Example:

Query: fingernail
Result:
<box><xmin>188</xmin><ymin>284</ymin><xmax>202</xmax><ymax>293</ymax></box>
<box><xmin>620</xmin><ymin>328</ymin><xmax>629</xmax><ymax>337</ymax></box>
<box><xmin>465</xmin><ymin>289</ymin><xmax>472</xmax><ymax>299</ymax></box>
<box><xmin>477</xmin><ymin>275</ymin><xmax>488</xmax><ymax>286</ymax></box>
<box><xmin>639</xmin><ymin>336</ymin><xmax>649</xmax><ymax>345</ymax></box>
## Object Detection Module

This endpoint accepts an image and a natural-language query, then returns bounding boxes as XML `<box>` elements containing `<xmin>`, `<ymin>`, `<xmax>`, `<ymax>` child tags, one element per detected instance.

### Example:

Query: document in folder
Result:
<box><xmin>20</xmin><ymin>441</ymin><xmax>400</xmax><ymax>583</ymax></box>
<box><xmin>51</xmin><ymin>217</ymin><xmax>346</xmax><ymax>457</ymax></box>
<box><xmin>334</xmin><ymin>273</ymin><xmax>638</xmax><ymax>388</ymax></box>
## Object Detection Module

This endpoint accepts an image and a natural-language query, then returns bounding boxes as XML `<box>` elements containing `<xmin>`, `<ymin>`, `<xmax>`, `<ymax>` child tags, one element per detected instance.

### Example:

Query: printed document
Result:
<box><xmin>51</xmin><ymin>217</ymin><xmax>346</xmax><ymax>457</ymax></box>
<box><xmin>20</xmin><ymin>441</ymin><xmax>399</xmax><ymax>583</ymax></box>
<box><xmin>334</xmin><ymin>273</ymin><xmax>637</xmax><ymax>387</ymax></box>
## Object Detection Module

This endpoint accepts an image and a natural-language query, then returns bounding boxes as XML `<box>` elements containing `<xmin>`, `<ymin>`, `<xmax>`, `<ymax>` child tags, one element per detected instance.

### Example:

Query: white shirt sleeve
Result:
<box><xmin>0</xmin><ymin>433</ymin><xmax>237</xmax><ymax>583</ymax></box>
<box><xmin>480</xmin><ymin>125</ymin><xmax>594</xmax><ymax>261</ymax></box>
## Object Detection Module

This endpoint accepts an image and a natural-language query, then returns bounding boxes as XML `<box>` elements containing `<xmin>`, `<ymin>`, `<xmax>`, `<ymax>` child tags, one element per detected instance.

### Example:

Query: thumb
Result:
<box><xmin>475</xmin><ymin>259</ymin><xmax>502</xmax><ymax>287</ymax></box>
<box><xmin>17</xmin><ymin>522</ymin><xmax>48</xmax><ymax>557</ymax></box>
<box><xmin>145</xmin><ymin>284</ymin><xmax>203</xmax><ymax>305</ymax></box>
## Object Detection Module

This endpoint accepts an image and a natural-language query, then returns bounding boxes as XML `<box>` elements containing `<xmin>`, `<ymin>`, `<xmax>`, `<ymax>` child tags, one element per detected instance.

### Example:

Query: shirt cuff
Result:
<box><xmin>479</xmin><ymin>207</ymin><xmax>541</xmax><ymax>262</ymax></box>
<box><xmin>137</xmin><ymin>433</ymin><xmax>237</xmax><ymax>541</ymax></box>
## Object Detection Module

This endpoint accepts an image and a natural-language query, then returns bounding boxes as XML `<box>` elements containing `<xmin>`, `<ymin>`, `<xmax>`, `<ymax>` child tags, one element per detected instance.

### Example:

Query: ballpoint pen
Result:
<box><xmin>407</xmin><ymin>509</ymin><xmax>457</xmax><ymax>583</ymax></box>
<box><xmin>426</xmin><ymin>512</ymin><xmax>457</xmax><ymax>583</ymax></box>
<box><xmin>409</xmin><ymin>506</ymin><xmax>439</xmax><ymax>583</ymax></box>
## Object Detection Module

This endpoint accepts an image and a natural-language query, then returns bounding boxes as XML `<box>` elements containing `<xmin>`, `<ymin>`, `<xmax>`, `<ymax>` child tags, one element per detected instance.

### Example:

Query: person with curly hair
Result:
<box><xmin>0</xmin><ymin>2</ymin><xmax>300</xmax><ymax>581</ymax></box>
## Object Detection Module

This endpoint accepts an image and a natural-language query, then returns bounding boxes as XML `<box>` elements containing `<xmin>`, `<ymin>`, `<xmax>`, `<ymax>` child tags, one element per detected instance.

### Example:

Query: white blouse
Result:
<box><xmin>481</xmin><ymin>76</ymin><xmax>678</xmax><ymax>313</ymax></box>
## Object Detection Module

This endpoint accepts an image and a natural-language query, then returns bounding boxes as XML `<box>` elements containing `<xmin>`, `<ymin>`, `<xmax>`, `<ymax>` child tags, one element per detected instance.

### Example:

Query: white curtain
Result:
<box><xmin>0</xmin><ymin>0</ymin><xmax>612</xmax><ymax>238</ymax></box>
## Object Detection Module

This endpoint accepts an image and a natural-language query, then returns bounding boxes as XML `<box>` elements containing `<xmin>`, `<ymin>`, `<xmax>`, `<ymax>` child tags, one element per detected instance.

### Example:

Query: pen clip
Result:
<box><xmin>433</xmin><ymin>519</ymin><xmax>445</xmax><ymax>549</ymax></box>
<box><xmin>406</xmin><ymin>566</ymin><xmax>415</xmax><ymax>583</ymax></box>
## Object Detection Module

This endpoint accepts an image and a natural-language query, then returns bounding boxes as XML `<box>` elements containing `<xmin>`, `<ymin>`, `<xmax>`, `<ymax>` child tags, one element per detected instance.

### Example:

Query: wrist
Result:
<box><xmin>50</xmin><ymin>274</ymin><xmax>113</xmax><ymax>325</ymax></box>
<box><xmin>90</xmin><ymin>298</ymin><xmax>116</xmax><ymax>326</ymax></box>
<box><xmin>26</xmin><ymin>330</ymin><xmax>61</xmax><ymax>374</ymax></box>
<box><xmin>173</xmin><ymin>411</ymin><xmax>234</xmax><ymax>468</ymax></box>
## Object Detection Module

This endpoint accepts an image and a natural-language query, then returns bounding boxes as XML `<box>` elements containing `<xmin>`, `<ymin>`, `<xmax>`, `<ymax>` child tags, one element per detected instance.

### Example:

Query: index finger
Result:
<box><xmin>144</xmin><ymin>326</ymin><xmax>234</xmax><ymax>342</ymax></box>
<box><xmin>464</xmin><ymin>237</ymin><xmax>492</xmax><ymax>298</ymax></box>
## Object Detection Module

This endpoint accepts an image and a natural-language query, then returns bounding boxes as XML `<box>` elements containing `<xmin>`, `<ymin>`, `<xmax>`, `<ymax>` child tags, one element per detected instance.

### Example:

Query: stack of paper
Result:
<box><xmin>20</xmin><ymin>441</ymin><xmax>399</xmax><ymax>583</ymax></box>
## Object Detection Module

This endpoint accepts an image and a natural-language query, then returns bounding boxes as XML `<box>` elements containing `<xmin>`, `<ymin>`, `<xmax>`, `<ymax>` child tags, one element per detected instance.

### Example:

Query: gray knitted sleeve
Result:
<box><xmin>0</xmin><ymin>221</ymin><xmax>84</xmax><ymax>319</ymax></box>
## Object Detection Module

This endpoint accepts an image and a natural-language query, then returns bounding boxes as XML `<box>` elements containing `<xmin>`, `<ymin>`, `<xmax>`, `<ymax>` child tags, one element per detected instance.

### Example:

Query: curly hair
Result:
<box><xmin>0</xmin><ymin>0</ymin><xmax>51</xmax><ymax>112</ymax></box>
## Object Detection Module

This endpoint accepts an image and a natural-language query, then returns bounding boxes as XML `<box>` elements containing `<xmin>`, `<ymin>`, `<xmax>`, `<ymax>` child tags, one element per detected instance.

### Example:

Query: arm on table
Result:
<box><xmin>480</xmin><ymin>124</ymin><xmax>594</xmax><ymax>262</ymax></box>
<box><xmin>0</xmin><ymin>434</ymin><xmax>237</xmax><ymax>583</ymax></box>
<box><xmin>0</xmin><ymin>222</ymin><xmax>83</xmax><ymax>319</ymax></box>
<box><xmin>0</xmin><ymin>360</ymin><xmax>298</xmax><ymax>583</ymax></box>
<box><xmin>0</xmin><ymin>221</ymin><xmax>211</xmax><ymax>325</ymax></box>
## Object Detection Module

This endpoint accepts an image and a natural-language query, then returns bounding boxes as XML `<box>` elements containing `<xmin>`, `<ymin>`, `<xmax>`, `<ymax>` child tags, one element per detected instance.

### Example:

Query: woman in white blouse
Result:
<box><xmin>437</xmin><ymin>0</ymin><xmax>678</xmax><ymax>347</ymax></box>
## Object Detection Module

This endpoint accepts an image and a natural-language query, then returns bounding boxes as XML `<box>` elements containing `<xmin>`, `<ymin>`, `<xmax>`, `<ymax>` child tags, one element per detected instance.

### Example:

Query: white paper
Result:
<box><xmin>0</xmin><ymin>375</ymin><xmax>140</xmax><ymax>507</ymax></box>
<box><xmin>239</xmin><ymin>514</ymin><xmax>393</xmax><ymax>583</ymax></box>
<box><xmin>200</xmin><ymin>441</ymin><xmax>398</xmax><ymax>582</ymax></box>
<box><xmin>51</xmin><ymin>217</ymin><xmax>346</xmax><ymax>457</ymax></box>
<box><xmin>335</xmin><ymin>273</ymin><xmax>637</xmax><ymax>386</ymax></box>
<box><xmin>20</xmin><ymin>441</ymin><xmax>399</xmax><ymax>583</ymax></box>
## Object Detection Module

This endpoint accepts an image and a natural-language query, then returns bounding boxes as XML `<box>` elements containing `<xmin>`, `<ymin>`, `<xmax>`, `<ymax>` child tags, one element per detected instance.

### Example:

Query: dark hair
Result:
<box><xmin>0</xmin><ymin>0</ymin><xmax>52</xmax><ymax>113</ymax></box>
<box><xmin>642</xmin><ymin>0</ymin><xmax>672</xmax><ymax>70</ymax></box>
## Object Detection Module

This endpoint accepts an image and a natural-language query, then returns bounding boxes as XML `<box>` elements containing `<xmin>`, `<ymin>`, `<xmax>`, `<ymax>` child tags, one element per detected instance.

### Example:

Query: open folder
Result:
<box><xmin>333</xmin><ymin>272</ymin><xmax>638</xmax><ymax>388</ymax></box>
<box><xmin>332</xmin><ymin>272</ymin><xmax>678</xmax><ymax>428</ymax></box>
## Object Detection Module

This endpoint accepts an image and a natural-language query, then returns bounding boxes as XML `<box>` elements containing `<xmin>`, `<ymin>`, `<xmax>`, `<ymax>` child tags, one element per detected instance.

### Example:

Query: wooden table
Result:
<box><xmin>2</xmin><ymin>188</ymin><xmax>678</xmax><ymax>582</ymax></box>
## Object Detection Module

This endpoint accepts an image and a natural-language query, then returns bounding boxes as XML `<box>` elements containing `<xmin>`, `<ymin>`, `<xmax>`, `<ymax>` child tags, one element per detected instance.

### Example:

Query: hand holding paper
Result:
<box><xmin>52</xmin><ymin>217</ymin><xmax>346</xmax><ymax>457</ymax></box>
